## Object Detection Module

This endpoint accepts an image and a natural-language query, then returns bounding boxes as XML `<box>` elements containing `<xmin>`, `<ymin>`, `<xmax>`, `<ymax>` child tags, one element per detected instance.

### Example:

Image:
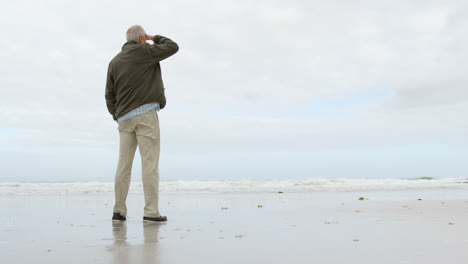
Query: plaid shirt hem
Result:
<box><xmin>117</xmin><ymin>102</ymin><xmax>160</xmax><ymax>122</ymax></box>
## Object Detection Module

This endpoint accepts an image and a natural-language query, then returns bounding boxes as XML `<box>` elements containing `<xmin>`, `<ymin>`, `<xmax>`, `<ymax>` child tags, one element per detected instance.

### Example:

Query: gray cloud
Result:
<box><xmin>1</xmin><ymin>0</ymin><xmax>467</xmax><ymax>180</ymax></box>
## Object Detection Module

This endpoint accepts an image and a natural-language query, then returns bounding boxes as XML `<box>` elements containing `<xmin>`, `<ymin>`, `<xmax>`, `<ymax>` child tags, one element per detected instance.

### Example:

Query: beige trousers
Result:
<box><xmin>113</xmin><ymin>109</ymin><xmax>161</xmax><ymax>218</ymax></box>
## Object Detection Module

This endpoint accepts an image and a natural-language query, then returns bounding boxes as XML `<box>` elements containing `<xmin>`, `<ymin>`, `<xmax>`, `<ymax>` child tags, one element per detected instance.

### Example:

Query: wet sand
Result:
<box><xmin>1</xmin><ymin>191</ymin><xmax>468</xmax><ymax>264</ymax></box>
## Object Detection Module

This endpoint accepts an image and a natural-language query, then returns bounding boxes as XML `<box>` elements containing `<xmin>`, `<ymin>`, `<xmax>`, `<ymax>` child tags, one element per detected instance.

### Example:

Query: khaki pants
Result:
<box><xmin>113</xmin><ymin>109</ymin><xmax>161</xmax><ymax>218</ymax></box>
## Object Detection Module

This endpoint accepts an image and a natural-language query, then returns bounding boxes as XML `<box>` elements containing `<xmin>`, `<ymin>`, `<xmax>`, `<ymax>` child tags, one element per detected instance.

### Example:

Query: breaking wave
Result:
<box><xmin>1</xmin><ymin>177</ymin><xmax>467</xmax><ymax>195</ymax></box>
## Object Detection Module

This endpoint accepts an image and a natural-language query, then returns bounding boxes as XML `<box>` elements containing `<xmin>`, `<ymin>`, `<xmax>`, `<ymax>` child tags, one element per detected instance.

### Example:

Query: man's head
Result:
<box><xmin>126</xmin><ymin>25</ymin><xmax>146</xmax><ymax>44</ymax></box>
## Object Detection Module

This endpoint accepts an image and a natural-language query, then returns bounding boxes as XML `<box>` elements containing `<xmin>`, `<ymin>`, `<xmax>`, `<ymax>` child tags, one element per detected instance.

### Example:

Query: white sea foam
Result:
<box><xmin>1</xmin><ymin>177</ymin><xmax>467</xmax><ymax>195</ymax></box>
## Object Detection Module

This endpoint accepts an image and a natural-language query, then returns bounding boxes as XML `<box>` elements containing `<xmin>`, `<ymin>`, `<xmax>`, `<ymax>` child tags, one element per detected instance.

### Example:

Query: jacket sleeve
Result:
<box><xmin>150</xmin><ymin>35</ymin><xmax>179</xmax><ymax>62</ymax></box>
<box><xmin>105</xmin><ymin>63</ymin><xmax>117</xmax><ymax>120</ymax></box>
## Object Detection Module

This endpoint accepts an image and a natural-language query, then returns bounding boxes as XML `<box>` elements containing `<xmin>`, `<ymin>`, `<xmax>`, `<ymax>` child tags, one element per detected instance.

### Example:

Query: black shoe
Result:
<box><xmin>143</xmin><ymin>215</ymin><xmax>167</xmax><ymax>222</ymax></box>
<box><xmin>112</xmin><ymin>212</ymin><xmax>126</xmax><ymax>221</ymax></box>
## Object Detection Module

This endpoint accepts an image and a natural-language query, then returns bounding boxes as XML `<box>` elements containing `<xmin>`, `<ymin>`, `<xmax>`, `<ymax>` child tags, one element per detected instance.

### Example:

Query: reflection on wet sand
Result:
<box><xmin>112</xmin><ymin>221</ymin><xmax>128</xmax><ymax>245</ymax></box>
<box><xmin>111</xmin><ymin>221</ymin><xmax>129</xmax><ymax>264</ymax></box>
<box><xmin>142</xmin><ymin>221</ymin><xmax>162</xmax><ymax>263</ymax></box>
<box><xmin>110</xmin><ymin>221</ymin><xmax>163</xmax><ymax>264</ymax></box>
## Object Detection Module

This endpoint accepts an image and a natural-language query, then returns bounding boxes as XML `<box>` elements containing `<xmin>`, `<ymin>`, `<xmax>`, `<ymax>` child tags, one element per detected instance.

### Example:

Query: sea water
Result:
<box><xmin>1</xmin><ymin>177</ymin><xmax>467</xmax><ymax>195</ymax></box>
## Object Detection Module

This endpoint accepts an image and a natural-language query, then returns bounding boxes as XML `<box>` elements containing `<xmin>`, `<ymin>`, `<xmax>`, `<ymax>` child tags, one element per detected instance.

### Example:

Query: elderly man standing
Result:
<box><xmin>105</xmin><ymin>25</ymin><xmax>178</xmax><ymax>222</ymax></box>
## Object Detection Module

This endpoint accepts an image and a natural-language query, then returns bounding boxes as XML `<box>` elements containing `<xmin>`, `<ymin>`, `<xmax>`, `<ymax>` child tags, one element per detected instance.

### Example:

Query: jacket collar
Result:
<box><xmin>122</xmin><ymin>40</ymin><xmax>140</xmax><ymax>50</ymax></box>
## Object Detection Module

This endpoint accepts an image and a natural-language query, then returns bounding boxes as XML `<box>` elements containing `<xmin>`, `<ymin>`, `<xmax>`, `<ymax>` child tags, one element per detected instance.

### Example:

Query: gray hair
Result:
<box><xmin>126</xmin><ymin>25</ymin><xmax>146</xmax><ymax>42</ymax></box>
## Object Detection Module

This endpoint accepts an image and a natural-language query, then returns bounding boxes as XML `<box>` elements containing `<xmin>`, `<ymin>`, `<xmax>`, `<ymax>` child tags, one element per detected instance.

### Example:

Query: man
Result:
<box><xmin>105</xmin><ymin>25</ymin><xmax>179</xmax><ymax>222</ymax></box>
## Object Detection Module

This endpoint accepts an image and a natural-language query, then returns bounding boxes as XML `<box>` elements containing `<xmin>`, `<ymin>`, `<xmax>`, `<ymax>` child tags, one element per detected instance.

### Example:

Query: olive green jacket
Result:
<box><xmin>105</xmin><ymin>35</ymin><xmax>179</xmax><ymax>120</ymax></box>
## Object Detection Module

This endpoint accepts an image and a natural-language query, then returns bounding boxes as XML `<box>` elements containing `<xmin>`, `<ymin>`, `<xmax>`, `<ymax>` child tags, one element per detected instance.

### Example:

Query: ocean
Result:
<box><xmin>1</xmin><ymin>177</ymin><xmax>467</xmax><ymax>195</ymax></box>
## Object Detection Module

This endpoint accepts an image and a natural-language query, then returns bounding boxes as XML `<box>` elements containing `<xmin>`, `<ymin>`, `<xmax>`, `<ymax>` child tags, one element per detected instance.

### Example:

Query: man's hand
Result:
<box><xmin>145</xmin><ymin>34</ymin><xmax>154</xmax><ymax>41</ymax></box>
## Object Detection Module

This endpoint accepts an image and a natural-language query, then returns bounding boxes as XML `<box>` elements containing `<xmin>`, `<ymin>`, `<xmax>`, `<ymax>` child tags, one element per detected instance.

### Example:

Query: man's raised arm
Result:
<box><xmin>146</xmin><ymin>34</ymin><xmax>179</xmax><ymax>62</ymax></box>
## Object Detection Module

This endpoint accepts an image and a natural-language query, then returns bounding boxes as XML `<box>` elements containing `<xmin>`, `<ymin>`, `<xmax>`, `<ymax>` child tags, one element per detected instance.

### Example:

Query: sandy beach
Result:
<box><xmin>1</xmin><ymin>190</ymin><xmax>468</xmax><ymax>264</ymax></box>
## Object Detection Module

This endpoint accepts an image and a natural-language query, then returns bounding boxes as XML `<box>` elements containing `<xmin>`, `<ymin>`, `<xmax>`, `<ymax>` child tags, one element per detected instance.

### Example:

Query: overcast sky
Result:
<box><xmin>1</xmin><ymin>0</ymin><xmax>467</xmax><ymax>181</ymax></box>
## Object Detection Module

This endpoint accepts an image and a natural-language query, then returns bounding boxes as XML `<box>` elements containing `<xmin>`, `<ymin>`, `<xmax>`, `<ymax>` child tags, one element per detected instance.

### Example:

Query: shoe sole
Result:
<box><xmin>143</xmin><ymin>218</ymin><xmax>167</xmax><ymax>223</ymax></box>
